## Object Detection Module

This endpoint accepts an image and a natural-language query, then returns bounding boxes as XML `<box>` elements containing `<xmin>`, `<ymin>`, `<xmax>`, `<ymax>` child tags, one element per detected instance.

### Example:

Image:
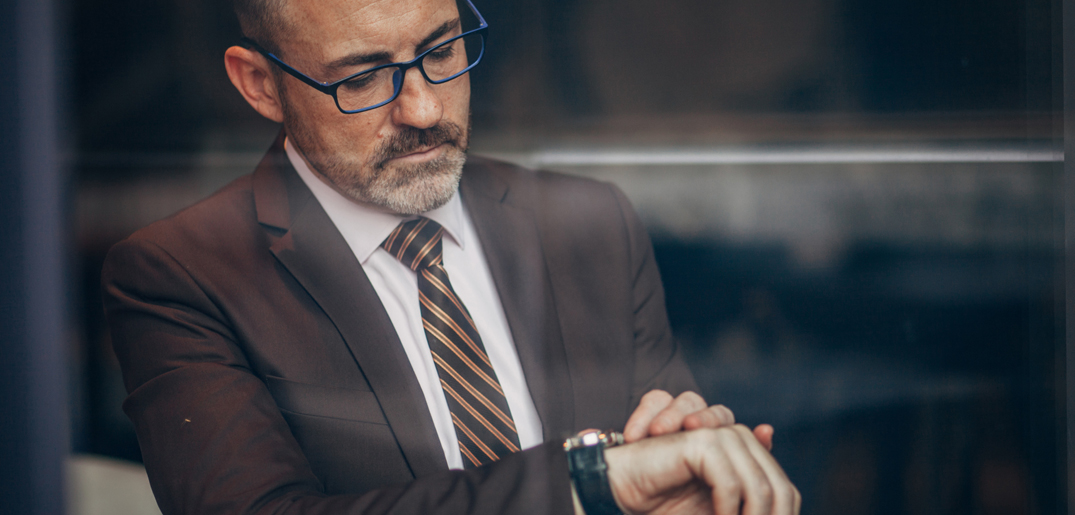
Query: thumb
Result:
<box><xmin>753</xmin><ymin>424</ymin><xmax>774</xmax><ymax>451</ymax></box>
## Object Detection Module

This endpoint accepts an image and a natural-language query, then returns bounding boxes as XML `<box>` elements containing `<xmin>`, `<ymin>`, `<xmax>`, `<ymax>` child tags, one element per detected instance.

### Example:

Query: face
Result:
<box><xmin>276</xmin><ymin>0</ymin><xmax>471</xmax><ymax>214</ymax></box>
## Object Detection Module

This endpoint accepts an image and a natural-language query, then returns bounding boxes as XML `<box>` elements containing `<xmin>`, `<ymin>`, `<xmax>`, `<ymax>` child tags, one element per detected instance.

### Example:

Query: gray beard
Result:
<box><xmin>281</xmin><ymin>89</ymin><xmax>469</xmax><ymax>214</ymax></box>
<box><xmin>346</xmin><ymin>145</ymin><xmax>466</xmax><ymax>215</ymax></box>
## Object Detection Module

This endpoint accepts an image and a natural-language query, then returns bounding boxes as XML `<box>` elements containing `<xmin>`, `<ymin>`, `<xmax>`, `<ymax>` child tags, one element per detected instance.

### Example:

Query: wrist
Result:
<box><xmin>571</xmin><ymin>482</ymin><xmax>585</xmax><ymax>515</ymax></box>
<box><xmin>564</xmin><ymin>431</ymin><xmax>625</xmax><ymax>515</ymax></box>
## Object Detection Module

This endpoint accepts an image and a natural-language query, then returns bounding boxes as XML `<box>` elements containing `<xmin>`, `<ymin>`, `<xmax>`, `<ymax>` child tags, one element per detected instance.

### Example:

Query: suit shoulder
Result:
<box><xmin>112</xmin><ymin>174</ymin><xmax>261</xmax><ymax>263</ymax></box>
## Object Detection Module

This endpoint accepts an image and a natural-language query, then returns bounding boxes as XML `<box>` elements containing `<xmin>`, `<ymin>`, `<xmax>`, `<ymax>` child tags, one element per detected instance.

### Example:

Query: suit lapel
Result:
<box><xmin>460</xmin><ymin>160</ymin><xmax>575</xmax><ymax>439</ymax></box>
<box><xmin>254</xmin><ymin>135</ymin><xmax>448</xmax><ymax>477</ymax></box>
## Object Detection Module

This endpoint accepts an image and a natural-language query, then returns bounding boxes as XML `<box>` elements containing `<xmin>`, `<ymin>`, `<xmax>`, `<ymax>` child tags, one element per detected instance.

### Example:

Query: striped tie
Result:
<box><xmin>382</xmin><ymin>217</ymin><xmax>521</xmax><ymax>468</ymax></box>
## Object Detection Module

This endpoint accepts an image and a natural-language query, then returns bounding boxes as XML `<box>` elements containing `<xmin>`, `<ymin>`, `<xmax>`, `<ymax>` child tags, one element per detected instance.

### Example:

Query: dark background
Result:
<box><xmin>60</xmin><ymin>0</ymin><xmax>1065</xmax><ymax>514</ymax></box>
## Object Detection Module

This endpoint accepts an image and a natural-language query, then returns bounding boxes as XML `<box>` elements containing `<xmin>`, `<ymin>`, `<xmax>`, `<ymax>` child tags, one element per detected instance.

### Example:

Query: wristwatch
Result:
<box><xmin>564</xmin><ymin>430</ymin><xmax>625</xmax><ymax>515</ymax></box>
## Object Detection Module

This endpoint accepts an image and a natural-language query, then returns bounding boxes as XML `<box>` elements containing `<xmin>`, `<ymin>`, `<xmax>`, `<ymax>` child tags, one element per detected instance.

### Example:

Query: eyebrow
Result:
<box><xmin>325</xmin><ymin>18</ymin><xmax>462</xmax><ymax>73</ymax></box>
<box><xmin>416</xmin><ymin>18</ymin><xmax>460</xmax><ymax>52</ymax></box>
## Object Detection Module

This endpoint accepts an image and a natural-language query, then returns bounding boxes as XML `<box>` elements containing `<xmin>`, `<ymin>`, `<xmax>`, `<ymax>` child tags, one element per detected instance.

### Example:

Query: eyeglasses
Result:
<box><xmin>241</xmin><ymin>0</ymin><xmax>487</xmax><ymax>114</ymax></box>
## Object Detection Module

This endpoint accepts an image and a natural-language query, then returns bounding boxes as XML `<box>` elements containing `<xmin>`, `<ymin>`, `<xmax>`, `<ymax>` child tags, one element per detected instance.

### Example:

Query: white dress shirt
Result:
<box><xmin>286</xmin><ymin>138</ymin><xmax>544</xmax><ymax>470</ymax></box>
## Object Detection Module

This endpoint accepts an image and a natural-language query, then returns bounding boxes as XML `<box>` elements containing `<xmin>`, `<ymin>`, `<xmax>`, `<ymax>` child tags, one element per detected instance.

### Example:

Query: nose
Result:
<box><xmin>389</xmin><ymin>66</ymin><xmax>443</xmax><ymax>129</ymax></box>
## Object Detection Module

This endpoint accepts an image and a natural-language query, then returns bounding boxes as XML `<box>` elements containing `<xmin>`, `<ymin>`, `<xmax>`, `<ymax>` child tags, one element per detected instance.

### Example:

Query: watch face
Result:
<box><xmin>582</xmin><ymin>432</ymin><xmax>602</xmax><ymax>446</ymax></box>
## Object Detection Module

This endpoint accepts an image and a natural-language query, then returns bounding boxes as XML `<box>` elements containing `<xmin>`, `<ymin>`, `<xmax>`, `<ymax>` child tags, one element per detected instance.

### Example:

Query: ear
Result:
<box><xmin>224</xmin><ymin>45</ymin><xmax>285</xmax><ymax>123</ymax></box>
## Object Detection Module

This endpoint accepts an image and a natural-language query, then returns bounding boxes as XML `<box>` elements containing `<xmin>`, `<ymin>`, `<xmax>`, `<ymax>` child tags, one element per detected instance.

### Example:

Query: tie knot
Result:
<box><xmin>382</xmin><ymin>217</ymin><xmax>444</xmax><ymax>270</ymax></box>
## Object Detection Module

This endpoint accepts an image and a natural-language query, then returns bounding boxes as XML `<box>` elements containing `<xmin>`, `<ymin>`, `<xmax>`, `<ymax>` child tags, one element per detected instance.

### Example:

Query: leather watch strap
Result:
<box><xmin>565</xmin><ymin>431</ymin><xmax>624</xmax><ymax>515</ymax></box>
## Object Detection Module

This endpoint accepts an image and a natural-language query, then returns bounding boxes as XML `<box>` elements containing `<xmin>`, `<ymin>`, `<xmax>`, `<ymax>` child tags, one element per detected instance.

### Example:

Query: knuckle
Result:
<box><xmin>671</xmin><ymin>396</ymin><xmax>695</xmax><ymax>412</ymax></box>
<box><xmin>678</xmin><ymin>391</ymin><xmax>706</xmax><ymax>407</ymax></box>
<box><xmin>773</xmin><ymin>483</ymin><xmax>794</xmax><ymax>506</ymax></box>
<box><xmin>706</xmin><ymin>426</ymin><xmax>729</xmax><ymax>440</ymax></box>
<box><xmin>755</xmin><ymin>481</ymin><xmax>774</xmax><ymax>502</ymax></box>
<box><xmin>643</xmin><ymin>389</ymin><xmax>672</xmax><ymax>406</ymax></box>
<box><xmin>647</xmin><ymin>389</ymin><xmax>671</xmax><ymax>400</ymax></box>
<box><xmin>692</xmin><ymin>427</ymin><xmax>722</xmax><ymax>447</ymax></box>
<box><xmin>696</xmin><ymin>409</ymin><xmax>718</xmax><ymax>425</ymax></box>
<box><xmin>711</xmin><ymin>426</ymin><xmax>734</xmax><ymax>441</ymax></box>
<box><xmin>706</xmin><ymin>406</ymin><xmax>728</xmax><ymax>425</ymax></box>
<box><xmin>719</xmin><ymin>478</ymin><xmax>742</xmax><ymax>498</ymax></box>
<box><xmin>715</xmin><ymin>405</ymin><xmax>735</xmax><ymax>424</ymax></box>
<box><xmin>721</xmin><ymin>426</ymin><xmax>753</xmax><ymax>446</ymax></box>
<box><xmin>651</xmin><ymin>414</ymin><xmax>670</xmax><ymax>430</ymax></box>
<box><xmin>778</xmin><ymin>488</ymin><xmax>795</xmax><ymax>507</ymax></box>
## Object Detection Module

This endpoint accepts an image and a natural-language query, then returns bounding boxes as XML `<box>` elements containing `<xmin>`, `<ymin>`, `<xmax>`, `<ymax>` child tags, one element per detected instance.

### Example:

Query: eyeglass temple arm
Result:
<box><xmin>237</xmin><ymin>0</ymin><xmax>486</xmax><ymax>91</ymax></box>
<box><xmin>238</xmin><ymin>37</ymin><xmax>337</xmax><ymax>93</ymax></box>
<box><xmin>463</xmin><ymin>0</ymin><xmax>487</xmax><ymax>28</ymax></box>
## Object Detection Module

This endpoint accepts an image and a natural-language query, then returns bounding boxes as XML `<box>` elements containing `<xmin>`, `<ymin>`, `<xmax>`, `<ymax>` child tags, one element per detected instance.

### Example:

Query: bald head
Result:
<box><xmin>234</xmin><ymin>0</ymin><xmax>289</xmax><ymax>53</ymax></box>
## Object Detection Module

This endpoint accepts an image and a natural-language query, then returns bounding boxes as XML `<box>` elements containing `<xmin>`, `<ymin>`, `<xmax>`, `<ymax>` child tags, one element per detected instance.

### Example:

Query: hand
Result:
<box><xmin>624</xmin><ymin>390</ymin><xmax>774</xmax><ymax>451</ymax></box>
<box><xmin>604</xmin><ymin>425</ymin><xmax>801</xmax><ymax>515</ymax></box>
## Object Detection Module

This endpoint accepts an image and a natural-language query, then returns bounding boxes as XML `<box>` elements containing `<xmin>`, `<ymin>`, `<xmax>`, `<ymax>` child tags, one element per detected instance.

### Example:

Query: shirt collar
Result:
<box><xmin>285</xmin><ymin>136</ymin><xmax>466</xmax><ymax>264</ymax></box>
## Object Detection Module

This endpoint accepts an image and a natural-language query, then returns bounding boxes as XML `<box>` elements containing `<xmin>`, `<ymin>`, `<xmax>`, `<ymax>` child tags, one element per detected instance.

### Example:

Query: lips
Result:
<box><xmin>374</xmin><ymin>122</ymin><xmax>465</xmax><ymax>168</ymax></box>
<box><xmin>395</xmin><ymin>143</ymin><xmax>445</xmax><ymax>161</ymax></box>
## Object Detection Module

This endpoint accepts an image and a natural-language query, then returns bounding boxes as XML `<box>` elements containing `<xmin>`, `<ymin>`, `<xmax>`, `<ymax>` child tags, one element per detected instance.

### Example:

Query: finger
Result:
<box><xmin>623</xmin><ymin>390</ymin><xmax>673</xmax><ymax>442</ymax></box>
<box><xmin>718</xmin><ymin>426</ymin><xmax>774</xmax><ymax>515</ymax></box>
<box><xmin>690</xmin><ymin>432</ymin><xmax>744</xmax><ymax>515</ymax></box>
<box><xmin>711</xmin><ymin>462</ymin><xmax>744</xmax><ymax>515</ymax></box>
<box><xmin>647</xmin><ymin>391</ymin><xmax>708</xmax><ymax>437</ymax></box>
<box><xmin>682</xmin><ymin>404</ymin><xmax>736</xmax><ymax>431</ymax></box>
<box><xmin>732</xmin><ymin>425</ymin><xmax>797</xmax><ymax>515</ymax></box>
<box><xmin>753</xmin><ymin>424</ymin><xmax>774</xmax><ymax>451</ymax></box>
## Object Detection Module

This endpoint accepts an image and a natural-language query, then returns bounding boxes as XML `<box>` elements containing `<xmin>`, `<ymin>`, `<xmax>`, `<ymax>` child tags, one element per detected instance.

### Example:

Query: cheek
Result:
<box><xmin>284</xmin><ymin>86</ymin><xmax>339</xmax><ymax>135</ymax></box>
<box><xmin>333</xmin><ymin>113</ymin><xmax>392</xmax><ymax>153</ymax></box>
<box><xmin>441</xmin><ymin>78</ymin><xmax>471</xmax><ymax>120</ymax></box>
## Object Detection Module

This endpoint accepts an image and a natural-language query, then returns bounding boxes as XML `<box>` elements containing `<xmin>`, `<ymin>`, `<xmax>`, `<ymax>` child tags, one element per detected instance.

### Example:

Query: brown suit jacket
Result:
<box><xmin>102</xmin><ymin>134</ymin><xmax>698</xmax><ymax>515</ymax></box>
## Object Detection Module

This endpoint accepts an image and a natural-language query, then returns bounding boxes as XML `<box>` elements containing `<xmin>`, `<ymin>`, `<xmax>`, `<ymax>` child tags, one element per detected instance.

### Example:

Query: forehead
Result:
<box><xmin>283</xmin><ymin>0</ymin><xmax>460</xmax><ymax>61</ymax></box>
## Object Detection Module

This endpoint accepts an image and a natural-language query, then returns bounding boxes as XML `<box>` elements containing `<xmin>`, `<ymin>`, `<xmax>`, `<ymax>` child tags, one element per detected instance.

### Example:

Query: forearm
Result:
<box><xmin>236</xmin><ymin>442</ymin><xmax>574</xmax><ymax>515</ymax></box>
<box><xmin>571</xmin><ymin>484</ymin><xmax>586</xmax><ymax>515</ymax></box>
<box><xmin>105</xmin><ymin>239</ymin><xmax>576</xmax><ymax>515</ymax></box>
<box><xmin>127</xmin><ymin>364</ymin><xmax>575</xmax><ymax>515</ymax></box>
<box><xmin>120</xmin><ymin>352</ymin><xmax>575</xmax><ymax>514</ymax></box>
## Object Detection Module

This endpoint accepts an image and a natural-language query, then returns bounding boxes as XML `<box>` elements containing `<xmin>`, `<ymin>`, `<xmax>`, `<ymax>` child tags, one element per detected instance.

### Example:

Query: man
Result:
<box><xmin>102</xmin><ymin>0</ymin><xmax>801</xmax><ymax>513</ymax></box>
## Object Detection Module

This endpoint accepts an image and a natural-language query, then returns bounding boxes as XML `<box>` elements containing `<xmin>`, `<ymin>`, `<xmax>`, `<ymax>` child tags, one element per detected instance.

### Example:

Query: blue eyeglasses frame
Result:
<box><xmin>240</xmin><ymin>0</ymin><xmax>488</xmax><ymax>114</ymax></box>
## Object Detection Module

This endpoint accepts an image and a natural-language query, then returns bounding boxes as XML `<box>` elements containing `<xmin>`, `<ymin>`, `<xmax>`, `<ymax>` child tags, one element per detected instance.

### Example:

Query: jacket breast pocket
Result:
<box><xmin>264</xmin><ymin>375</ymin><xmax>389</xmax><ymax>426</ymax></box>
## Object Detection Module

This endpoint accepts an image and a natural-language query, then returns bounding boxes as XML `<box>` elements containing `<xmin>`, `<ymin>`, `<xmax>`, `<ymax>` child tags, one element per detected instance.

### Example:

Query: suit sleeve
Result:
<box><xmin>608</xmin><ymin>185</ymin><xmax>701</xmax><ymax>409</ymax></box>
<box><xmin>103</xmin><ymin>238</ymin><xmax>573</xmax><ymax>515</ymax></box>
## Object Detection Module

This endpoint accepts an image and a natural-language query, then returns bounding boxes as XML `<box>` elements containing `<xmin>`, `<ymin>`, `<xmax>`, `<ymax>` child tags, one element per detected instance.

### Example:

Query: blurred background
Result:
<box><xmin>1</xmin><ymin>0</ymin><xmax>1069</xmax><ymax>513</ymax></box>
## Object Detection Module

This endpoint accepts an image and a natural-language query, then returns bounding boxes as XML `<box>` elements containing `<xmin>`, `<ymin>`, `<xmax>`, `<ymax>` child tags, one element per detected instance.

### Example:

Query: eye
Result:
<box><xmin>340</xmin><ymin>70</ymin><xmax>379</xmax><ymax>91</ymax></box>
<box><xmin>426</xmin><ymin>42</ymin><xmax>457</xmax><ymax>62</ymax></box>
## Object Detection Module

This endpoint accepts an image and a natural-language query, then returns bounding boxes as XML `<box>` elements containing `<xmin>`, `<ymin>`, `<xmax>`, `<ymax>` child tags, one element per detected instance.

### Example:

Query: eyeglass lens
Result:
<box><xmin>336</xmin><ymin>32</ymin><xmax>484</xmax><ymax>113</ymax></box>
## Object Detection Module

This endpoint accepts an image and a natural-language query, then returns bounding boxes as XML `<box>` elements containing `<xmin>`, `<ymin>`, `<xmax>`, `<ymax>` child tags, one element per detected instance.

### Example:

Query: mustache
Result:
<box><xmin>373</xmin><ymin>122</ymin><xmax>466</xmax><ymax>168</ymax></box>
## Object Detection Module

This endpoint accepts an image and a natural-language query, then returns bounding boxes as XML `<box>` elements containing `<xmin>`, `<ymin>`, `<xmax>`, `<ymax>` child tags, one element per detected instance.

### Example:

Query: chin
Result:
<box><xmin>355</xmin><ymin>146</ymin><xmax>467</xmax><ymax>215</ymax></box>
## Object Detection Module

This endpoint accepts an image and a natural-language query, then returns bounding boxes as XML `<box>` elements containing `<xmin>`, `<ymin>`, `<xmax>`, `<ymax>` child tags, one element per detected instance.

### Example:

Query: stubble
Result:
<box><xmin>281</xmin><ymin>82</ymin><xmax>470</xmax><ymax>215</ymax></box>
